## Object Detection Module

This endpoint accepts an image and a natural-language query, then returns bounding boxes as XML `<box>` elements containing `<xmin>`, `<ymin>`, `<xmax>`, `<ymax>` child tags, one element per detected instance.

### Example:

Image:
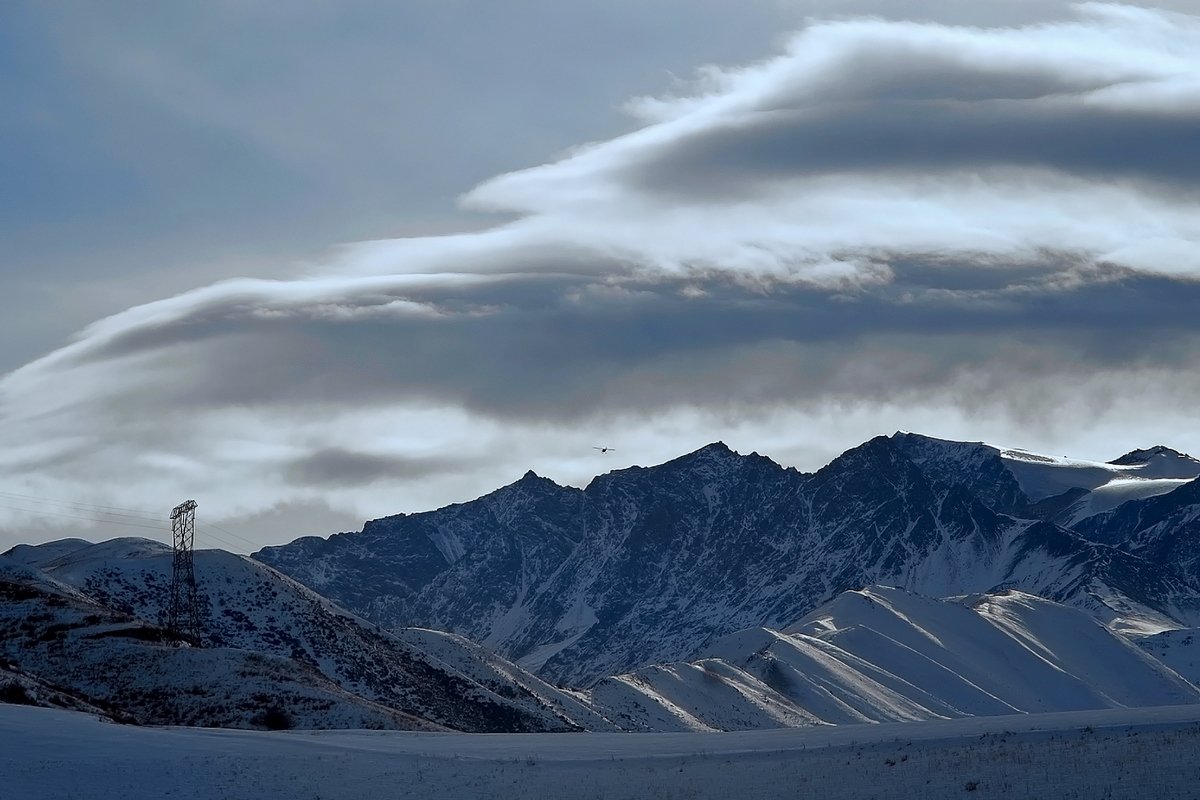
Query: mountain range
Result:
<box><xmin>255</xmin><ymin>432</ymin><xmax>1200</xmax><ymax>685</ymax></box>
<box><xmin>5</xmin><ymin>431</ymin><xmax>1200</xmax><ymax>732</ymax></box>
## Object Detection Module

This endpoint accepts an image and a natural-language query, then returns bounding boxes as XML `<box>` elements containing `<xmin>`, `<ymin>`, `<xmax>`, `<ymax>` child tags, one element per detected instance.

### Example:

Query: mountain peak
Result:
<box><xmin>1109</xmin><ymin>445</ymin><xmax>1192</xmax><ymax>466</ymax></box>
<box><xmin>656</xmin><ymin>441</ymin><xmax>739</xmax><ymax>466</ymax></box>
<box><xmin>890</xmin><ymin>431</ymin><xmax>991</xmax><ymax>455</ymax></box>
<box><xmin>668</xmin><ymin>440</ymin><xmax>744</xmax><ymax>469</ymax></box>
<box><xmin>512</xmin><ymin>469</ymin><xmax>560</xmax><ymax>489</ymax></box>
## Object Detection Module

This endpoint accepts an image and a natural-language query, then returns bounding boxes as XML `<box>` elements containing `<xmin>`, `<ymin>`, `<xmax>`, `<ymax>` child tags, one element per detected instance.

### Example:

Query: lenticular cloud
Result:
<box><xmin>464</xmin><ymin>2</ymin><xmax>1200</xmax><ymax>281</ymax></box>
<box><xmin>2</xmin><ymin>4</ymin><xmax>1199</xmax><ymax>538</ymax></box>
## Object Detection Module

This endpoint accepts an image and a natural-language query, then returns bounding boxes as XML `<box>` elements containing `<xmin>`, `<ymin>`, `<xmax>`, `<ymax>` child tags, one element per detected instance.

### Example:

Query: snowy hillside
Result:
<box><xmin>588</xmin><ymin>586</ymin><xmax>1200</xmax><ymax>732</ymax></box>
<box><xmin>256</xmin><ymin>433</ymin><xmax>1200</xmax><ymax>684</ymax></box>
<box><xmin>1</xmin><ymin>538</ymin><xmax>611</xmax><ymax>732</ymax></box>
<box><xmin>0</xmin><ymin>557</ymin><xmax>437</xmax><ymax>730</ymax></box>
<box><xmin>1137</xmin><ymin>627</ymin><xmax>1200</xmax><ymax>685</ymax></box>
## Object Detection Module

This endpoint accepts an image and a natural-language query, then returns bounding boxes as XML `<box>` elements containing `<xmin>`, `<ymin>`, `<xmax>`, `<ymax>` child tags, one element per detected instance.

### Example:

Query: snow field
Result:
<box><xmin>5</xmin><ymin>704</ymin><xmax>1200</xmax><ymax>799</ymax></box>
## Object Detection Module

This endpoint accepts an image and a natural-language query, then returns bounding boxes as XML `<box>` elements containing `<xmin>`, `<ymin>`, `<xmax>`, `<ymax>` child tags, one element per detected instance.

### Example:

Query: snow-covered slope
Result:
<box><xmin>1076</xmin><ymin>476</ymin><xmax>1200</xmax><ymax>586</ymax></box>
<box><xmin>393</xmin><ymin>628</ymin><xmax>619</xmax><ymax>731</ymax></box>
<box><xmin>1138</xmin><ymin>628</ymin><xmax>1200</xmax><ymax>685</ymax></box>
<box><xmin>591</xmin><ymin>586</ymin><xmax>1200</xmax><ymax>731</ymax></box>
<box><xmin>997</xmin><ymin>444</ymin><xmax>1200</xmax><ymax>524</ymax></box>
<box><xmin>891</xmin><ymin>433</ymin><xmax>1200</xmax><ymax>524</ymax></box>
<box><xmin>8</xmin><ymin>703</ymin><xmax>1200</xmax><ymax>800</ymax></box>
<box><xmin>0</xmin><ymin>556</ymin><xmax>438</xmax><ymax>730</ymax></box>
<box><xmin>2</xmin><ymin>538</ymin><xmax>609</xmax><ymax>732</ymax></box>
<box><xmin>257</xmin><ymin>434</ymin><xmax>1200</xmax><ymax>685</ymax></box>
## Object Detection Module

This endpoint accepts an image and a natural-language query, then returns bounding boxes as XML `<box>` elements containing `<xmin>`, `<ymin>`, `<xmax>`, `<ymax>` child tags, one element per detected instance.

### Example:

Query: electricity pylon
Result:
<box><xmin>166</xmin><ymin>499</ymin><xmax>202</xmax><ymax>644</ymax></box>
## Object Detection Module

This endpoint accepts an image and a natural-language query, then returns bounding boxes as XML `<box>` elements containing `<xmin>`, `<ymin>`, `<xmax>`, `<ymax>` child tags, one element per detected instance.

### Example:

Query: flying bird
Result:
<box><xmin>593</xmin><ymin>447</ymin><xmax>614</xmax><ymax>453</ymax></box>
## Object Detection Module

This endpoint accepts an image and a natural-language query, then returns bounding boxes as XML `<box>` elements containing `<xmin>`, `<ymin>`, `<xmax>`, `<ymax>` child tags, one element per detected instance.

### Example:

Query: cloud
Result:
<box><xmin>2</xmin><ymin>4</ymin><xmax>1200</xmax><ymax>548</ymax></box>
<box><xmin>464</xmin><ymin>3</ymin><xmax>1200</xmax><ymax>278</ymax></box>
<box><xmin>284</xmin><ymin>448</ymin><xmax>465</xmax><ymax>488</ymax></box>
<box><xmin>0</xmin><ymin>0</ymin><xmax>810</xmax><ymax>376</ymax></box>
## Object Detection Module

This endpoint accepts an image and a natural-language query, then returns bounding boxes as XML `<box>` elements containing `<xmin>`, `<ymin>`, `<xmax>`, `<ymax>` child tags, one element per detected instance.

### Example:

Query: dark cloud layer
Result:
<box><xmin>285</xmin><ymin>449</ymin><xmax>464</xmax><ymax>488</ymax></box>
<box><xmin>633</xmin><ymin>105</ymin><xmax>1200</xmax><ymax>199</ymax></box>
<box><xmin>24</xmin><ymin>264</ymin><xmax>1200</xmax><ymax>423</ymax></box>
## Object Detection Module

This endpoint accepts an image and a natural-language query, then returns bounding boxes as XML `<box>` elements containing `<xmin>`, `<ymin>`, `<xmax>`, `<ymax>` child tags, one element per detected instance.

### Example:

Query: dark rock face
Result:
<box><xmin>1077</xmin><ymin>477</ymin><xmax>1200</xmax><ymax>586</ymax></box>
<box><xmin>1108</xmin><ymin>446</ymin><xmax>1190</xmax><ymax>467</ymax></box>
<box><xmin>256</xmin><ymin>434</ymin><xmax>1200</xmax><ymax>686</ymax></box>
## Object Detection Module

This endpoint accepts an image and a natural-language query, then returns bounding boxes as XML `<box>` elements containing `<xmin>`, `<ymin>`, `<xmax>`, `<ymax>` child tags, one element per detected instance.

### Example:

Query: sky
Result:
<box><xmin>2</xmin><ymin>1</ymin><xmax>1199</xmax><ymax>552</ymax></box>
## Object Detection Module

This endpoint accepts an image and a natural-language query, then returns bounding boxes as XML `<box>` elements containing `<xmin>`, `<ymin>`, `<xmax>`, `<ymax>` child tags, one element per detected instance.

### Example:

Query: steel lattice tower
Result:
<box><xmin>167</xmin><ymin>499</ymin><xmax>202</xmax><ymax>644</ymax></box>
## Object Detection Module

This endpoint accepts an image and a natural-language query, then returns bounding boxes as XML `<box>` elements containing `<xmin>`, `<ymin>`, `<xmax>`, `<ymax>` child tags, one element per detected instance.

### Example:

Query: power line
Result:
<box><xmin>0</xmin><ymin>501</ymin><xmax>168</xmax><ymax>532</ymax></box>
<box><xmin>0</xmin><ymin>490</ymin><xmax>162</xmax><ymax>520</ymax></box>
<box><xmin>195</xmin><ymin>527</ymin><xmax>253</xmax><ymax>554</ymax></box>
<box><xmin>200</xmin><ymin>521</ymin><xmax>261</xmax><ymax>551</ymax></box>
<box><xmin>0</xmin><ymin>504</ymin><xmax>258</xmax><ymax>555</ymax></box>
<box><xmin>0</xmin><ymin>489</ymin><xmax>265</xmax><ymax>553</ymax></box>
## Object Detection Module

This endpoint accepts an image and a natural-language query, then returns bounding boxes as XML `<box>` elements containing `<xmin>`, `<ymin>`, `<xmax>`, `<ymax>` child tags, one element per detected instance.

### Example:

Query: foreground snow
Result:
<box><xmin>5</xmin><ymin>704</ymin><xmax>1200</xmax><ymax>799</ymax></box>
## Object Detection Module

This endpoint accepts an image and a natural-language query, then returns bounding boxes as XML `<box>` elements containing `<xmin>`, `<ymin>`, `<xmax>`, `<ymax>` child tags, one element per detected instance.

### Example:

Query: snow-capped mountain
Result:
<box><xmin>255</xmin><ymin>433</ymin><xmax>1200</xmax><ymax>685</ymax></box>
<box><xmin>590</xmin><ymin>586</ymin><xmax>1200</xmax><ymax>732</ymax></box>
<box><xmin>9</xmin><ymin>432</ymin><xmax>1196</xmax><ymax>732</ymax></box>
<box><xmin>1065</xmin><ymin>469</ymin><xmax>1200</xmax><ymax>676</ymax></box>
<box><xmin>1</xmin><ymin>538</ymin><xmax>611</xmax><ymax>732</ymax></box>
<box><xmin>9</xmin><ymin>538</ymin><xmax>1195</xmax><ymax>734</ymax></box>
<box><xmin>1075</xmin><ymin>468</ymin><xmax>1200</xmax><ymax>581</ymax></box>
<box><xmin>890</xmin><ymin>434</ymin><xmax>1200</xmax><ymax>525</ymax></box>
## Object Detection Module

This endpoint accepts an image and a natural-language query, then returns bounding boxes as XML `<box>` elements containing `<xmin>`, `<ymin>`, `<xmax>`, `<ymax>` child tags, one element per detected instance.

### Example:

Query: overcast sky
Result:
<box><xmin>2</xmin><ymin>1</ymin><xmax>1199</xmax><ymax>552</ymax></box>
